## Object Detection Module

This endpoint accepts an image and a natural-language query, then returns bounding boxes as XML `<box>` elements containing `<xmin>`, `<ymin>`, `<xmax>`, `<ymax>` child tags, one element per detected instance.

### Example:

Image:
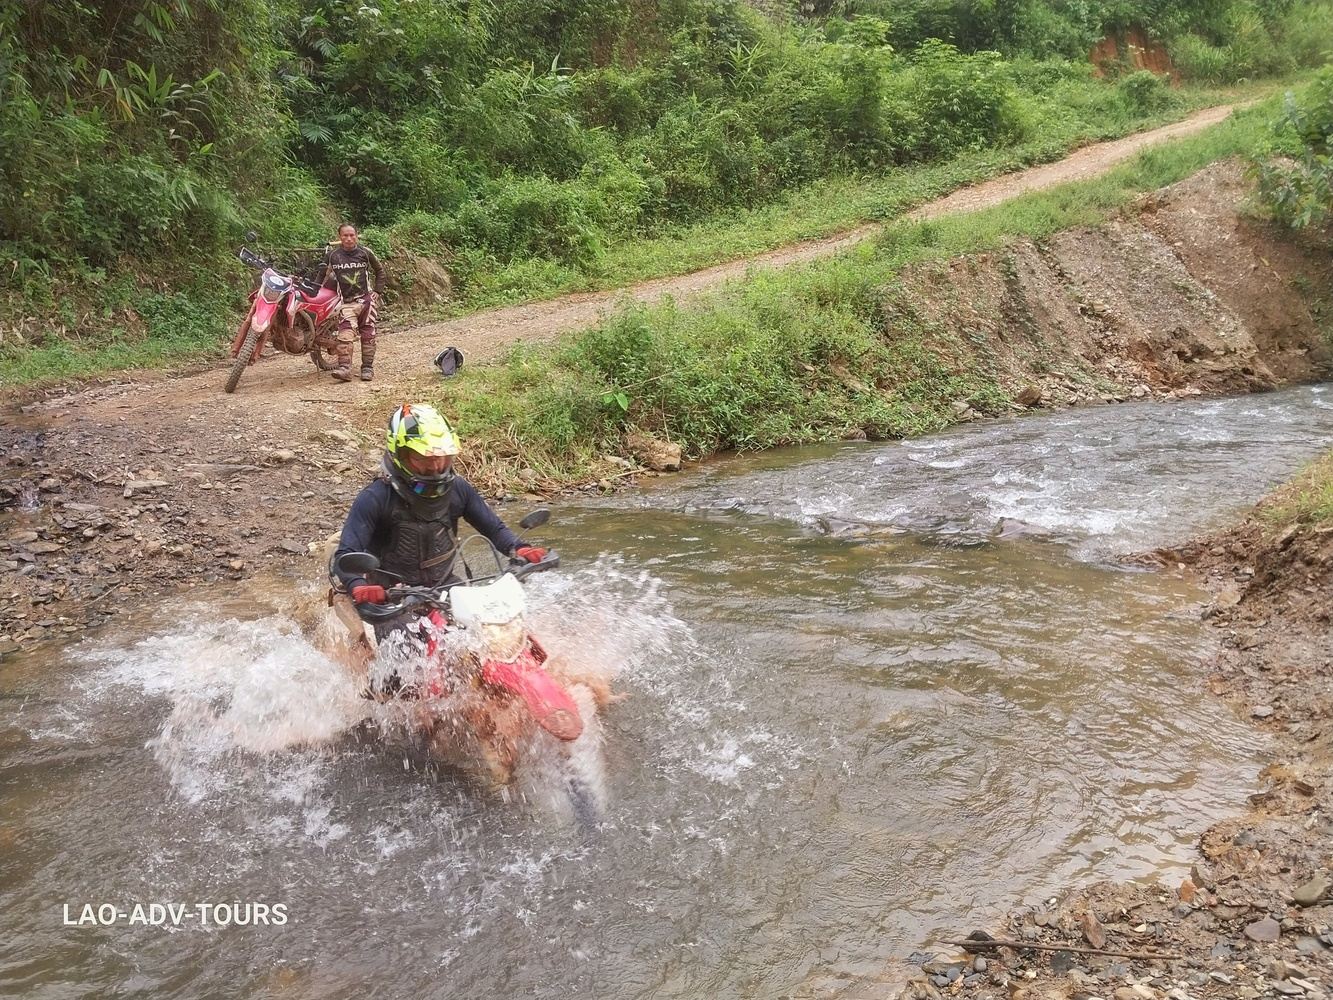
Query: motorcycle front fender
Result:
<box><xmin>481</xmin><ymin>648</ymin><xmax>583</xmax><ymax>742</ymax></box>
<box><xmin>250</xmin><ymin>298</ymin><xmax>281</xmax><ymax>334</ymax></box>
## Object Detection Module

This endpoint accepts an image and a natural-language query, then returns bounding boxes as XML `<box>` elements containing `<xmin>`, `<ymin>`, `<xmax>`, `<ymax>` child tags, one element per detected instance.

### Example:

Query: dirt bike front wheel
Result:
<box><xmin>302</xmin><ymin>313</ymin><xmax>336</xmax><ymax>371</ymax></box>
<box><xmin>309</xmin><ymin>340</ymin><xmax>336</xmax><ymax>371</ymax></box>
<box><xmin>224</xmin><ymin>324</ymin><xmax>260</xmax><ymax>394</ymax></box>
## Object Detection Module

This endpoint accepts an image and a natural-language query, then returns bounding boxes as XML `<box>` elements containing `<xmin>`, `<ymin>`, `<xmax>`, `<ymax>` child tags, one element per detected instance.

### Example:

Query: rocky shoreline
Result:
<box><xmin>891</xmin><ymin>496</ymin><xmax>1332</xmax><ymax>1000</ymax></box>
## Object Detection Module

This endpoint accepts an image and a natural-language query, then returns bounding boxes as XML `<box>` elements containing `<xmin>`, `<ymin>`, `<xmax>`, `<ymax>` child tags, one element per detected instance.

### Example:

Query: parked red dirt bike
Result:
<box><xmin>225</xmin><ymin>233</ymin><xmax>341</xmax><ymax>394</ymax></box>
<box><xmin>327</xmin><ymin>510</ymin><xmax>611</xmax><ymax>815</ymax></box>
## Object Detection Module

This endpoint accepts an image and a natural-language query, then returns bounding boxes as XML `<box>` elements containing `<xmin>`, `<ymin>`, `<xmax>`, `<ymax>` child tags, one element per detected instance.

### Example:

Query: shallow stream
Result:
<box><xmin>4</xmin><ymin>386</ymin><xmax>1333</xmax><ymax>999</ymax></box>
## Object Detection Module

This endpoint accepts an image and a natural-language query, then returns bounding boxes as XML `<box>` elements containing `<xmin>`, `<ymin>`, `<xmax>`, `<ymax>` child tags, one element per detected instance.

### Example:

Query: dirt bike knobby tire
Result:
<box><xmin>309</xmin><ymin>336</ymin><xmax>336</xmax><ymax>371</ymax></box>
<box><xmin>224</xmin><ymin>324</ymin><xmax>260</xmax><ymax>394</ymax></box>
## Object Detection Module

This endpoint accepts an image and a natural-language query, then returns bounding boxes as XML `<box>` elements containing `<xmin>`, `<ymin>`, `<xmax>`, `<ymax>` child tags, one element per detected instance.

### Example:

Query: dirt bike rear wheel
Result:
<box><xmin>224</xmin><ymin>324</ymin><xmax>260</xmax><ymax>394</ymax></box>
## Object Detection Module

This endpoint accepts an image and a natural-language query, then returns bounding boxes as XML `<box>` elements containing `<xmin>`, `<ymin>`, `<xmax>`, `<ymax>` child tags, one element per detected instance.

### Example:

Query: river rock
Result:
<box><xmin>277</xmin><ymin>540</ymin><xmax>307</xmax><ymax>555</ymax></box>
<box><xmin>27</xmin><ymin>541</ymin><xmax>62</xmax><ymax>555</ymax></box>
<box><xmin>1291</xmin><ymin>874</ymin><xmax>1330</xmax><ymax>907</ymax></box>
<box><xmin>1243</xmin><ymin>916</ymin><xmax>1280</xmax><ymax>943</ymax></box>
<box><xmin>1251</xmin><ymin>705</ymin><xmax>1275</xmax><ymax>719</ymax></box>
<box><xmin>1079</xmin><ymin>909</ymin><xmax>1108</xmax><ymax>949</ymax></box>
<box><xmin>626</xmin><ymin>431</ymin><xmax>682</xmax><ymax>472</ymax></box>
<box><xmin>1014</xmin><ymin>385</ymin><xmax>1043</xmax><ymax>407</ymax></box>
<box><xmin>8</xmin><ymin>531</ymin><xmax>39</xmax><ymax>545</ymax></box>
<box><xmin>123</xmin><ymin>479</ymin><xmax>169</xmax><ymax>498</ymax></box>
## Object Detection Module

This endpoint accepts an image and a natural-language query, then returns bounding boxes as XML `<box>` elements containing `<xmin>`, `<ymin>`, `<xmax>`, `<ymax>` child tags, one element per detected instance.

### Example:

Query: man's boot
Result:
<box><xmin>359</xmin><ymin>335</ymin><xmax>376</xmax><ymax>382</ymax></box>
<box><xmin>331</xmin><ymin>331</ymin><xmax>355</xmax><ymax>382</ymax></box>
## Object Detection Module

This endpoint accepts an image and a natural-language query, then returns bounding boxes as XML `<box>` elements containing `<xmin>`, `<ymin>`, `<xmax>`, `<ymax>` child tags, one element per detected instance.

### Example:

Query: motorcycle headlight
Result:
<box><xmin>260</xmin><ymin>273</ymin><xmax>290</xmax><ymax>303</ymax></box>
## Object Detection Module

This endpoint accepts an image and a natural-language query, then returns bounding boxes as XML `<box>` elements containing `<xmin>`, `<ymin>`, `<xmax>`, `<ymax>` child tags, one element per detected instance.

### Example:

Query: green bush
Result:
<box><xmin>896</xmin><ymin>41</ymin><xmax>1026</xmax><ymax>158</ymax></box>
<box><xmin>1275</xmin><ymin>2</ymin><xmax>1333</xmax><ymax>68</ymax></box>
<box><xmin>1255</xmin><ymin>66</ymin><xmax>1333</xmax><ymax>229</ymax></box>
<box><xmin>1117</xmin><ymin>70</ymin><xmax>1174</xmax><ymax>114</ymax></box>
<box><xmin>451</xmin><ymin>174</ymin><xmax>607</xmax><ymax>267</ymax></box>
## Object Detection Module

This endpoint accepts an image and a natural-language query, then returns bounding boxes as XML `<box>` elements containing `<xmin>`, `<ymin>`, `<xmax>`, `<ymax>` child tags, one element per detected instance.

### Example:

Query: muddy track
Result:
<box><xmin>6</xmin><ymin>103</ymin><xmax>1238</xmax><ymax>429</ymax></box>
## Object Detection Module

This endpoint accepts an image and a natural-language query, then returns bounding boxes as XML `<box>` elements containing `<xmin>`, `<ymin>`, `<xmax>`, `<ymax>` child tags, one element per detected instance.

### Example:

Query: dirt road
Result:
<box><xmin>7</xmin><ymin>103</ymin><xmax>1238</xmax><ymax>427</ymax></box>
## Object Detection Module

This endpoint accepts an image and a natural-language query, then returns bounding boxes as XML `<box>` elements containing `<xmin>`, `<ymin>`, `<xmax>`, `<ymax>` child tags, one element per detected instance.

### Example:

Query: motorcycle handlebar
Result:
<box><xmin>352</xmin><ymin>551</ymin><xmax>560</xmax><ymax>622</ymax></box>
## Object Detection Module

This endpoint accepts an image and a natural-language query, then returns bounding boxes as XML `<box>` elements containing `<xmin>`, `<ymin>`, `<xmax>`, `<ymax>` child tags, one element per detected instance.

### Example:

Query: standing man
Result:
<box><xmin>320</xmin><ymin>223</ymin><xmax>386</xmax><ymax>382</ymax></box>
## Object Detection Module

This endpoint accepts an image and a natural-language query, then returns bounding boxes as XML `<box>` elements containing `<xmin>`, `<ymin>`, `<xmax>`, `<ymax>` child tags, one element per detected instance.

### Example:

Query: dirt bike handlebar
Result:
<box><xmin>352</xmin><ymin>551</ymin><xmax>561</xmax><ymax>623</ymax></box>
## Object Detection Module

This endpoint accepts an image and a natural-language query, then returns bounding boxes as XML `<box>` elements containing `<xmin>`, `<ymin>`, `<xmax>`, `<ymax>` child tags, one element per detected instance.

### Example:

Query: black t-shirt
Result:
<box><xmin>321</xmin><ymin>244</ymin><xmax>386</xmax><ymax>300</ymax></box>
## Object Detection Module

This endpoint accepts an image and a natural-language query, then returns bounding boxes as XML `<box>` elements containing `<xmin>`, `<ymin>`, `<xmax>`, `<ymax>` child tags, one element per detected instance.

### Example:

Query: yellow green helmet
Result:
<box><xmin>384</xmin><ymin>403</ymin><xmax>461</xmax><ymax>498</ymax></box>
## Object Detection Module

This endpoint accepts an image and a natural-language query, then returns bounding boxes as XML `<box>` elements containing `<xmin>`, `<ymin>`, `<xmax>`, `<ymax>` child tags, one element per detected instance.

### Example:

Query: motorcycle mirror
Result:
<box><xmin>518</xmin><ymin>508</ymin><xmax>550</xmax><ymax>531</ymax></box>
<box><xmin>244</xmin><ymin>230</ymin><xmax>258</xmax><ymax>243</ymax></box>
<box><xmin>335</xmin><ymin>551</ymin><xmax>381</xmax><ymax>575</ymax></box>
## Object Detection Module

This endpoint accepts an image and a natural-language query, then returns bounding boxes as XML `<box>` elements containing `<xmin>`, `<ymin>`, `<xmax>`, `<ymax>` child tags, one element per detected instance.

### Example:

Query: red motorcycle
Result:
<box><xmin>329</xmin><ymin>510</ymin><xmax>610</xmax><ymax>815</ymax></box>
<box><xmin>225</xmin><ymin>236</ymin><xmax>342</xmax><ymax>393</ymax></box>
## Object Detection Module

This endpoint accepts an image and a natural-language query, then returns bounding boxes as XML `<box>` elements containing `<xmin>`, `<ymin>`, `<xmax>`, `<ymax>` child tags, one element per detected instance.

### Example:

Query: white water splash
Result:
<box><xmin>76</xmin><ymin>615</ymin><xmax>366</xmax><ymax>800</ymax></box>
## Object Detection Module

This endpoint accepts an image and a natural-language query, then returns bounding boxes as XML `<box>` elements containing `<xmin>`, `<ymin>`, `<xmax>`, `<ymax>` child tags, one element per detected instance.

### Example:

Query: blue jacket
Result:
<box><xmin>332</xmin><ymin>477</ymin><xmax>522</xmax><ymax>592</ymax></box>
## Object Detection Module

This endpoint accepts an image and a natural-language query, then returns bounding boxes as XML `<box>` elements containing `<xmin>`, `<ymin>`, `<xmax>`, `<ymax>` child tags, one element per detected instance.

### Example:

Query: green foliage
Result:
<box><xmin>897</xmin><ymin>41</ymin><xmax>1025</xmax><ymax>156</ymax></box>
<box><xmin>1261</xmin><ymin>451</ymin><xmax>1333</xmax><ymax>528</ymax></box>
<box><xmin>2</xmin><ymin>0</ymin><xmax>1329</xmax><ymax>381</ymax></box>
<box><xmin>1117</xmin><ymin>69</ymin><xmax>1173</xmax><ymax>113</ymax></box>
<box><xmin>1255</xmin><ymin>67</ymin><xmax>1333</xmax><ymax>229</ymax></box>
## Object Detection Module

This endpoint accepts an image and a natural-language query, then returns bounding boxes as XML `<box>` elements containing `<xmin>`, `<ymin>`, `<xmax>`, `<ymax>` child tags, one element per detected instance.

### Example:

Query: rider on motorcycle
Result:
<box><xmin>319</xmin><ymin>223</ymin><xmax>386</xmax><ymax>383</ymax></box>
<box><xmin>331</xmin><ymin>403</ymin><xmax>548</xmax><ymax>650</ymax></box>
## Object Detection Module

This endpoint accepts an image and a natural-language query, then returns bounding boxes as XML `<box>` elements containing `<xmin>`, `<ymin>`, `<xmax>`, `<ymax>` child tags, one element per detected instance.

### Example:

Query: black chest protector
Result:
<box><xmin>376</xmin><ymin>481</ymin><xmax>460</xmax><ymax>587</ymax></box>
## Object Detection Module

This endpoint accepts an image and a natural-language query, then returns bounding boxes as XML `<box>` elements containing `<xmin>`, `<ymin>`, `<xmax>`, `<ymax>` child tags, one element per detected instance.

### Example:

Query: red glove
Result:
<box><xmin>514</xmin><ymin>546</ymin><xmax>546</xmax><ymax>564</ymax></box>
<box><xmin>351</xmin><ymin>584</ymin><xmax>387</xmax><ymax>604</ymax></box>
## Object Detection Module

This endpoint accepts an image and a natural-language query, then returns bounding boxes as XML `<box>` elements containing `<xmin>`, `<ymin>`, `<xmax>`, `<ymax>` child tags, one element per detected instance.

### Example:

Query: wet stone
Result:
<box><xmin>1051</xmin><ymin>951</ymin><xmax>1078</xmax><ymax>974</ymax></box>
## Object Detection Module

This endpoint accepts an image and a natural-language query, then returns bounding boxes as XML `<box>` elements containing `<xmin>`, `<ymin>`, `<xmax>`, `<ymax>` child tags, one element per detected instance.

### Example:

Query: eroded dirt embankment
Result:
<box><xmin>1</xmin><ymin>160</ymin><xmax>1329</xmax><ymax>657</ymax></box>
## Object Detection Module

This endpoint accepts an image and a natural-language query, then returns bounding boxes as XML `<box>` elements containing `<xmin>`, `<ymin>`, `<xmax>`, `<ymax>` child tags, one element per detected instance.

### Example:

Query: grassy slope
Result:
<box><xmin>1264</xmin><ymin>451</ymin><xmax>1333</xmax><ymax>529</ymax></box>
<box><xmin>438</xmin><ymin>99</ymin><xmax>1285</xmax><ymax>495</ymax></box>
<box><xmin>446</xmin><ymin>79</ymin><xmax>1265</xmax><ymax>311</ymax></box>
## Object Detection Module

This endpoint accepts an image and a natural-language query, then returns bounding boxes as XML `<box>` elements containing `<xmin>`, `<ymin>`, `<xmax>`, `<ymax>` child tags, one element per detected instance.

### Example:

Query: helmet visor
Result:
<box><xmin>399</xmin><ymin>453</ymin><xmax>454</xmax><ymax>497</ymax></box>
